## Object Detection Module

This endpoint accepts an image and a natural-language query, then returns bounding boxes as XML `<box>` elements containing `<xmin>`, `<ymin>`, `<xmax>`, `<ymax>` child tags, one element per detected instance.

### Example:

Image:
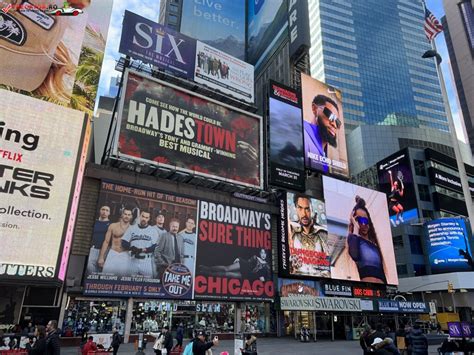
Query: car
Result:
<box><xmin>45</xmin><ymin>6</ymin><xmax>83</xmax><ymax>16</ymax></box>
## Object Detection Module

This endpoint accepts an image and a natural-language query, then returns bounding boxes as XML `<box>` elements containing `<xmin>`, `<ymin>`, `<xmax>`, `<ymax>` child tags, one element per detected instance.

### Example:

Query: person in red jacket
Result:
<box><xmin>82</xmin><ymin>336</ymin><xmax>98</xmax><ymax>355</ymax></box>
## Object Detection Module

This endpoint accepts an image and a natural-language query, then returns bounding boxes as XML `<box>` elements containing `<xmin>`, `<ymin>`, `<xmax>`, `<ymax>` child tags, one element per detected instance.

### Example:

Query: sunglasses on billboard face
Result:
<box><xmin>322</xmin><ymin>107</ymin><xmax>342</xmax><ymax>129</ymax></box>
<box><xmin>355</xmin><ymin>216</ymin><xmax>369</xmax><ymax>226</ymax></box>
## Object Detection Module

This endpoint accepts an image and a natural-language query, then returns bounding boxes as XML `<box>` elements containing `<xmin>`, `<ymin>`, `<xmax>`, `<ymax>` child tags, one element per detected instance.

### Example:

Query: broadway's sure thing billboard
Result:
<box><xmin>301</xmin><ymin>73</ymin><xmax>349</xmax><ymax>178</ymax></box>
<box><xmin>180</xmin><ymin>0</ymin><xmax>245</xmax><ymax>60</ymax></box>
<box><xmin>425</xmin><ymin>218</ymin><xmax>474</xmax><ymax>274</ymax></box>
<box><xmin>0</xmin><ymin>90</ymin><xmax>87</xmax><ymax>280</ymax></box>
<box><xmin>115</xmin><ymin>70</ymin><xmax>262</xmax><ymax>188</ymax></box>
<box><xmin>84</xmin><ymin>182</ymin><xmax>274</xmax><ymax>301</ymax></box>
<box><xmin>268</xmin><ymin>81</ymin><xmax>305</xmax><ymax>190</ymax></box>
<box><xmin>377</xmin><ymin>149</ymin><xmax>418</xmax><ymax>226</ymax></box>
<box><xmin>323</xmin><ymin>176</ymin><xmax>399</xmax><ymax>285</ymax></box>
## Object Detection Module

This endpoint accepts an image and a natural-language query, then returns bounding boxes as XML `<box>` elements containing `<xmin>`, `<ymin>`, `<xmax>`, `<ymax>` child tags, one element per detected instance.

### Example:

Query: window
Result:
<box><xmin>413</xmin><ymin>264</ymin><xmax>427</xmax><ymax>276</ymax></box>
<box><xmin>414</xmin><ymin>159</ymin><xmax>426</xmax><ymax>176</ymax></box>
<box><xmin>409</xmin><ymin>234</ymin><xmax>423</xmax><ymax>255</ymax></box>
<box><xmin>393</xmin><ymin>235</ymin><xmax>404</xmax><ymax>249</ymax></box>
<box><xmin>168</xmin><ymin>14</ymin><xmax>178</xmax><ymax>25</ymax></box>
<box><xmin>422</xmin><ymin>209</ymin><xmax>434</xmax><ymax>219</ymax></box>
<box><xmin>169</xmin><ymin>4</ymin><xmax>178</xmax><ymax>12</ymax></box>
<box><xmin>418</xmin><ymin>184</ymin><xmax>431</xmax><ymax>201</ymax></box>
<box><xmin>397</xmin><ymin>264</ymin><xmax>408</xmax><ymax>275</ymax></box>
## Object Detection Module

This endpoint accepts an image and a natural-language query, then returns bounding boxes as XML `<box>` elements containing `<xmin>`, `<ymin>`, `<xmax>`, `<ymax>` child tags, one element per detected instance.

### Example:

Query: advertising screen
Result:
<box><xmin>268</xmin><ymin>80</ymin><xmax>305</xmax><ymax>190</ymax></box>
<box><xmin>194</xmin><ymin>201</ymin><xmax>274</xmax><ymax>301</ymax></box>
<box><xmin>194</xmin><ymin>41</ymin><xmax>254</xmax><ymax>103</ymax></box>
<box><xmin>377</xmin><ymin>149</ymin><xmax>418</xmax><ymax>226</ymax></box>
<box><xmin>180</xmin><ymin>0</ymin><xmax>245</xmax><ymax>60</ymax></box>
<box><xmin>301</xmin><ymin>73</ymin><xmax>349</xmax><ymax>178</ymax></box>
<box><xmin>425</xmin><ymin>218</ymin><xmax>474</xmax><ymax>274</ymax></box>
<box><xmin>0</xmin><ymin>90</ymin><xmax>87</xmax><ymax>280</ymax></box>
<box><xmin>323</xmin><ymin>176</ymin><xmax>398</xmax><ymax>285</ymax></box>
<box><xmin>115</xmin><ymin>70</ymin><xmax>262</xmax><ymax>189</ymax></box>
<box><xmin>247</xmin><ymin>0</ymin><xmax>287</xmax><ymax>65</ymax></box>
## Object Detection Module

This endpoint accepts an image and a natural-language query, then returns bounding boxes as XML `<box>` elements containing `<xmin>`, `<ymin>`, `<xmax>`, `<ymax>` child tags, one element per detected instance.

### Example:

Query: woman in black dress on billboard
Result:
<box><xmin>388</xmin><ymin>170</ymin><xmax>404</xmax><ymax>226</ymax></box>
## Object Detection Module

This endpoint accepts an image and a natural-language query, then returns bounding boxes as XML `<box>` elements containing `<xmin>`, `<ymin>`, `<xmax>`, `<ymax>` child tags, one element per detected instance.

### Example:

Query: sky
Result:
<box><xmin>95</xmin><ymin>0</ymin><xmax>466</xmax><ymax>142</ymax></box>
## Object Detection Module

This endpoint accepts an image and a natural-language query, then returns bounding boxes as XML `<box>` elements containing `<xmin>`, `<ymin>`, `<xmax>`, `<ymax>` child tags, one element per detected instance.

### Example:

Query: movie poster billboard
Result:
<box><xmin>194</xmin><ymin>201</ymin><xmax>274</xmax><ymax>301</ymax></box>
<box><xmin>115</xmin><ymin>70</ymin><xmax>262</xmax><ymax>188</ymax></box>
<box><xmin>377</xmin><ymin>149</ymin><xmax>418</xmax><ymax>226</ymax></box>
<box><xmin>301</xmin><ymin>73</ymin><xmax>349</xmax><ymax>178</ymax></box>
<box><xmin>194</xmin><ymin>41</ymin><xmax>254</xmax><ymax>103</ymax></box>
<box><xmin>278</xmin><ymin>192</ymin><xmax>330</xmax><ymax>278</ymax></box>
<box><xmin>268</xmin><ymin>80</ymin><xmax>305</xmax><ymax>190</ymax></box>
<box><xmin>247</xmin><ymin>0</ymin><xmax>287</xmax><ymax>65</ymax></box>
<box><xmin>425</xmin><ymin>218</ymin><xmax>474</xmax><ymax>274</ymax></box>
<box><xmin>0</xmin><ymin>0</ymin><xmax>113</xmax><ymax>115</ymax></box>
<box><xmin>323</xmin><ymin>176</ymin><xmax>399</xmax><ymax>285</ymax></box>
<box><xmin>119</xmin><ymin>10</ymin><xmax>196</xmax><ymax>80</ymax></box>
<box><xmin>84</xmin><ymin>181</ymin><xmax>199</xmax><ymax>298</ymax></box>
<box><xmin>180</xmin><ymin>0</ymin><xmax>245</xmax><ymax>60</ymax></box>
<box><xmin>0</xmin><ymin>90</ymin><xmax>87</xmax><ymax>280</ymax></box>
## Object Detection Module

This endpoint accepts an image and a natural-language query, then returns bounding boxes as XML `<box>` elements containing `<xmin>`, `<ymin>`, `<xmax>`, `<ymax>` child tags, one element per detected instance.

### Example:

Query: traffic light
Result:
<box><xmin>448</xmin><ymin>282</ymin><xmax>454</xmax><ymax>293</ymax></box>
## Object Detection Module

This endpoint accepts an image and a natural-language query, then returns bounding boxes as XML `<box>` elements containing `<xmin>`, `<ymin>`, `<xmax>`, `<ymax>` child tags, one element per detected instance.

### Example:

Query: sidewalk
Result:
<box><xmin>64</xmin><ymin>337</ymin><xmax>444</xmax><ymax>355</ymax></box>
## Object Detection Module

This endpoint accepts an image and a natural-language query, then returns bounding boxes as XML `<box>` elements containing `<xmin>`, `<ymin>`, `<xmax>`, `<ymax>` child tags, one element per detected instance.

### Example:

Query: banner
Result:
<box><xmin>397</xmin><ymin>301</ymin><xmax>428</xmax><ymax>313</ymax></box>
<box><xmin>429</xmin><ymin>167</ymin><xmax>463</xmax><ymax>194</ymax></box>
<box><xmin>301</xmin><ymin>73</ymin><xmax>349</xmax><ymax>178</ymax></box>
<box><xmin>119</xmin><ymin>10</ymin><xmax>196</xmax><ymax>79</ymax></box>
<box><xmin>323</xmin><ymin>176</ymin><xmax>399</xmax><ymax>285</ymax></box>
<box><xmin>281</xmin><ymin>295</ymin><xmax>361</xmax><ymax>312</ymax></box>
<box><xmin>0</xmin><ymin>90</ymin><xmax>87</xmax><ymax>280</ymax></box>
<box><xmin>378</xmin><ymin>300</ymin><xmax>399</xmax><ymax>312</ymax></box>
<box><xmin>278</xmin><ymin>192</ymin><xmax>330</xmax><ymax>278</ymax></box>
<box><xmin>322</xmin><ymin>283</ymin><xmax>352</xmax><ymax>297</ymax></box>
<box><xmin>268</xmin><ymin>81</ymin><xmax>305</xmax><ymax>190</ymax></box>
<box><xmin>425</xmin><ymin>218</ymin><xmax>474</xmax><ymax>274</ymax></box>
<box><xmin>377</xmin><ymin>149</ymin><xmax>418</xmax><ymax>226</ymax></box>
<box><xmin>194</xmin><ymin>201</ymin><xmax>274</xmax><ymax>301</ymax></box>
<box><xmin>194</xmin><ymin>41</ymin><xmax>254</xmax><ymax>103</ymax></box>
<box><xmin>115</xmin><ymin>70</ymin><xmax>262</xmax><ymax>189</ymax></box>
<box><xmin>83</xmin><ymin>181</ymin><xmax>199</xmax><ymax>298</ymax></box>
<box><xmin>288</xmin><ymin>0</ymin><xmax>310</xmax><ymax>58</ymax></box>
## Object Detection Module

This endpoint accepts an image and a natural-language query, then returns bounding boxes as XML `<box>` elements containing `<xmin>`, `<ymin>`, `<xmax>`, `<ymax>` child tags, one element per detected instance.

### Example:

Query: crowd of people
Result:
<box><xmin>197</xmin><ymin>52</ymin><xmax>230</xmax><ymax>80</ymax></box>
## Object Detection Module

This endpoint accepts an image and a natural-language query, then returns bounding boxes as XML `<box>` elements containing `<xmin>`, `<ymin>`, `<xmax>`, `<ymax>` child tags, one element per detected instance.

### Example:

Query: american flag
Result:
<box><xmin>424</xmin><ymin>7</ymin><xmax>443</xmax><ymax>41</ymax></box>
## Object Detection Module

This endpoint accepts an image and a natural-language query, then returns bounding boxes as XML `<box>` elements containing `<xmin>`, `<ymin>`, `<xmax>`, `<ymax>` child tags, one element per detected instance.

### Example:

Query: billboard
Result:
<box><xmin>278</xmin><ymin>192</ymin><xmax>330</xmax><ymax>278</ymax></box>
<box><xmin>119</xmin><ymin>10</ymin><xmax>196</xmax><ymax>79</ymax></box>
<box><xmin>0</xmin><ymin>0</ymin><xmax>113</xmax><ymax>115</ymax></box>
<box><xmin>429</xmin><ymin>167</ymin><xmax>463</xmax><ymax>194</ymax></box>
<box><xmin>425</xmin><ymin>218</ymin><xmax>474</xmax><ymax>274</ymax></box>
<box><xmin>247</xmin><ymin>0</ymin><xmax>287</xmax><ymax>65</ymax></box>
<box><xmin>194</xmin><ymin>41</ymin><xmax>254</xmax><ymax>103</ymax></box>
<box><xmin>301</xmin><ymin>73</ymin><xmax>349</xmax><ymax>178</ymax></box>
<box><xmin>323</xmin><ymin>176</ymin><xmax>399</xmax><ymax>285</ymax></box>
<box><xmin>288</xmin><ymin>0</ymin><xmax>310</xmax><ymax>58</ymax></box>
<box><xmin>194</xmin><ymin>201</ymin><xmax>274</xmax><ymax>301</ymax></box>
<box><xmin>84</xmin><ymin>181</ymin><xmax>198</xmax><ymax>298</ymax></box>
<box><xmin>0</xmin><ymin>90</ymin><xmax>87</xmax><ymax>280</ymax></box>
<box><xmin>268</xmin><ymin>80</ymin><xmax>305</xmax><ymax>190</ymax></box>
<box><xmin>377</xmin><ymin>149</ymin><xmax>418</xmax><ymax>226</ymax></box>
<box><xmin>115</xmin><ymin>70</ymin><xmax>262</xmax><ymax>189</ymax></box>
<box><xmin>180</xmin><ymin>0</ymin><xmax>245</xmax><ymax>60</ymax></box>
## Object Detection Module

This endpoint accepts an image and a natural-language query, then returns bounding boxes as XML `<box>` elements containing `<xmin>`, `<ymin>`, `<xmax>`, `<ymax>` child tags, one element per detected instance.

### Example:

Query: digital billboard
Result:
<box><xmin>247</xmin><ymin>0</ymin><xmax>287</xmax><ymax>65</ymax></box>
<box><xmin>194</xmin><ymin>201</ymin><xmax>274</xmax><ymax>301</ymax></box>
<box><xmin>268</xmin><ymin>80</ymin><xmax>305</xmax><ymax>190</ymax></box>
<box><xmin>115</xmin><ymin>70</ymin><xmax>262</xmax><ymax>189</ymax></box>
<box><xmin>180</xmin><ymin>0</ymin><xmax>245</xmax><ymax>60</ymax></box>
<box><xmin>425</xmin><ymin>218</ymin><xmax>474</xmax><ymax>274</ymax></box>
<box><xmin>323</xmin><ymin>176</ymin><xmax>399</xmax><ymax>285</ymax></box>
<box><xmin>301</xmin><ymin>73</ymin><xmax>349</xmax><ymax>178</ymax></box>
<box><xmin>377</xmin><ymin>149</ymin><xmax>418</xmax><ymax>226</ymax></box>
<box><xmin>0</xmin><ymin>90</ymin><xmax>87</xmax><ymax>280</ymax></box>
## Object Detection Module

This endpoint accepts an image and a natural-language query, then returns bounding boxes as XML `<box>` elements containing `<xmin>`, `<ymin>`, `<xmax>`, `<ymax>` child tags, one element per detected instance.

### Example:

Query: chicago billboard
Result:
<box><xmin>180</xmin><ymin>0</ymin><xmax>245</xmax><ymax>60</ymax></box>
<box><xmin>377</xmin><ymin>149</ymin><xmax>418</xmax><ymax>226</ymax></box>
<box><xmin>425</xmin><ymin>218</ymin><xmax>474</xmax><ymax>274</ymax></box>
<box><xmin>323</xmin><ymin>176</ymin><xmax>399</xmax><ymax>285</ymax></box>
<box><xmin>268</xmin><ymin>80</ymin><xmax>305</xmax><ymax>190</ymax></box>
<box><xmin>115</xmin><ymin>70</ymin><xmax>262</xmax><ymax>188</ymax></box>
<box><xmin>0</xmin><ymin>90</ymin><xmax>87</xmax><ymax>280</ymax></box>
<box><xmin>301</xmin><ymin>73</ymin><xmax>349</xmax><ymax>178</ymax></box>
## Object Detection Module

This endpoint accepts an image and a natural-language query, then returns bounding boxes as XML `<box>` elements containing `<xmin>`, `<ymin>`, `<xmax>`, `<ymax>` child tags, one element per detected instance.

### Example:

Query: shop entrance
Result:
<box><xmin>315</xmin><ymin>313</ymin><xmax>332</xmax><ymax>340</ymax></box>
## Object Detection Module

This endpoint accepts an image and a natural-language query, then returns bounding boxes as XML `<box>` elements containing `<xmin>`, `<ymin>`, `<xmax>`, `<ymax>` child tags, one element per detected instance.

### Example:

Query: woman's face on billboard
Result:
<box><xmin>354</xmin><ymin>208</ymin><xmax>369</xmax><ymax>237</ymax></box>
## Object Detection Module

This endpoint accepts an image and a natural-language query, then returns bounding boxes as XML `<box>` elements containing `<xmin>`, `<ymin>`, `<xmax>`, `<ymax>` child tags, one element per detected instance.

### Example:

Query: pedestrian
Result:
<box><xmin>81</xmin><ymin>336</ymin><xmax>97</xmax><ymax>355</ymax></box>
<box><xmin>28</xmin><ymin>326</ymin><xmax>46</xmax><ymax>355</ymax></box>
<box><xmin>192</xmin><ymin>330</ymin><xmax>218</xmax><ymax>355</ymax></box>
<box><xmin>176</xmin><ymin>323</ymin><xmax>184</xmax><ymax>348</ymax></box>
<box><xmin>406</xmin><ymin>324</ymin><xmax>428</xmax><ymax>355</ymax></box>
<box><xmin>162</xmin><ymin>326</ymin><xmax>173</xmax><ymax>355</ymax></box>
<box><xmin>150</xmin><ymin>329</ymin><xmax>164</xmax><ymax>355</ymax></box>
<box><xmin>45</xmin><ymin>320</ymin><xmax>60</xmax><ymax>355</ymax></box>
<box><xmin>242</xmin><ymin>334</ymin><xmax>257</xmax><ymax>355</ymax></box>
<box><xmin>110</xmin><ymin>327</ymin><xmax>122</xmax><ymax>355</ymax></box>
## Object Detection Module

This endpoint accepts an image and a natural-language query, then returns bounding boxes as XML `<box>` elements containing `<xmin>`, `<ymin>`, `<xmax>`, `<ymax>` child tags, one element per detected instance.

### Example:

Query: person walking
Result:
<box><xmin>28</xmin><ymin>326</ymin><xmax>46</xmax><ymax>355</ymax></box>
<box><xmin>406</xmin><ymin>324</ymin><xmax>428</xmax><ymax>355</ymax></box>
<box><xmin>45</xmin><ymin>320</ymin><xmax>60</xmax><ymax>355</ymax></box>
<box><xmin>192</xmin><ymin>330</ymin><xmax>218</xmax><ymax>355</ymax></box>
<box><xmin>162</xmin><ymin>326</ymin><xmax>173</xmax><ymax>355</ymax></box>
<box><xmin>110</xmin><ymin>328</ymin><xmax>122</xmax><ymax>355</ymax></box>
<box><xmin>176</xmin><ymin>323</ymin><xmax>184</xmax><ymax>348</ymax></box>
<box><xmin>81</xmin><ymin>336</ymin><xmax>97</xmax><ymax>355</ymax></box>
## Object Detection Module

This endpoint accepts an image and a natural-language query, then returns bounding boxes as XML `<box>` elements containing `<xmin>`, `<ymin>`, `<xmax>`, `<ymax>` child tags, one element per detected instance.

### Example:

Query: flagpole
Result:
<box><xmin>422</xmin><ymin>1</ymin><xmax>474</xmax><ymax>233</ymax></box>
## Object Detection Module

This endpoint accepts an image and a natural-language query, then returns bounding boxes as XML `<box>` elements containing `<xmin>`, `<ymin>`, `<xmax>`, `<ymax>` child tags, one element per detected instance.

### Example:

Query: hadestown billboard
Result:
<box><xmin>0</xmin><ymin>90</ymin><xmax>88</xmax><ymax>281</ymax></box>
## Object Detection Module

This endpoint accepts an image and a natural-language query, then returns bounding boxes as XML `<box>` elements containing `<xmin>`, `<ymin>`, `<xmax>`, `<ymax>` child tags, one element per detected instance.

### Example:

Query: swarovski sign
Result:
<box><xmin>281</xmin><ymin>296</ymin><xmax>361</xmax><ymax>312</ymax></box>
